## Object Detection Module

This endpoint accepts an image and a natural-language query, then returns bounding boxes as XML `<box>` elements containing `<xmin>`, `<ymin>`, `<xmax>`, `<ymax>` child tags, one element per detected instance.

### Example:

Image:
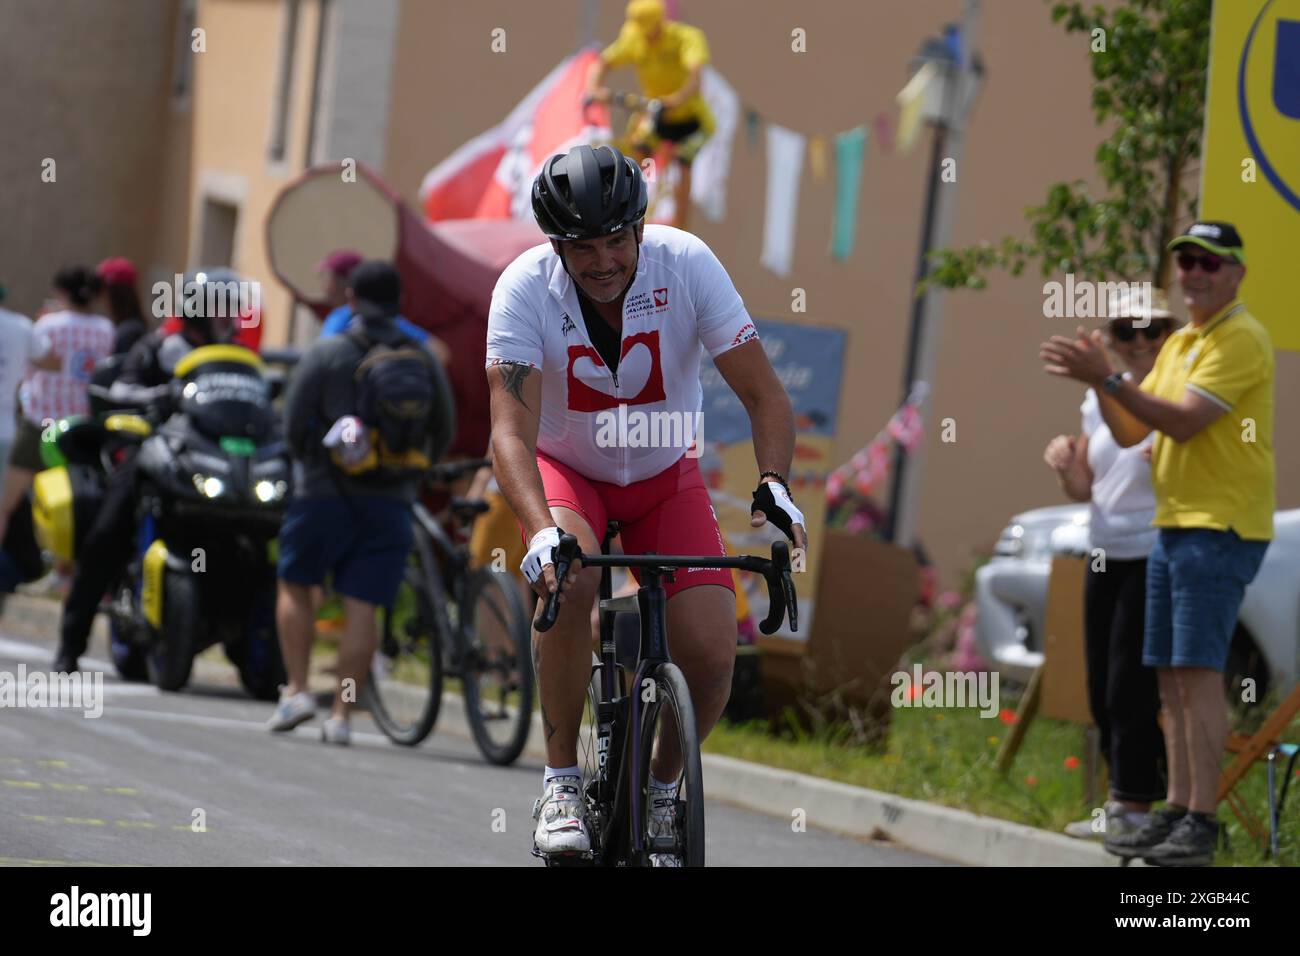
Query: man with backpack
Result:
<box><xmin>270</xmin><ymin>260</ymin><xmax>454</xmax><ymax>743</ymax></box>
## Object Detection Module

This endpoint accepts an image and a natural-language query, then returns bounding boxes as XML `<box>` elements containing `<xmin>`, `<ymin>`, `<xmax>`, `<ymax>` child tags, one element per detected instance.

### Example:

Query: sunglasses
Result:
<box><xmin>1108</xmin><ymin>320</ymin><xmax>1171</xmax><ymax>342</ymax></box>
<box><xmin>1176</xmin><ymin>251</ymin><xmax>1226</xmax><ymax>273</ymax></box>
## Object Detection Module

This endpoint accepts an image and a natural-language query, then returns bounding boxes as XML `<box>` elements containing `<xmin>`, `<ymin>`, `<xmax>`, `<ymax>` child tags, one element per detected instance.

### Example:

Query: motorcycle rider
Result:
<box><xmin>52</xmin><ymin>270</ymin><xmax>242</xmax><ymax>672</ymax></box>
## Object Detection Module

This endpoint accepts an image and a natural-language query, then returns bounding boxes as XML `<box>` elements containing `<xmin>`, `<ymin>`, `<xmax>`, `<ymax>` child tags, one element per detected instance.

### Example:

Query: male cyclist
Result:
<box><xmin>585</xmin><ymin>0</ymin><xmax>714</xmax><ymax>230</ymax></box>
<box><xmin>486</xmin><ymin>144</ymin><xmax>807</xmax><ymax>862</ymax></box>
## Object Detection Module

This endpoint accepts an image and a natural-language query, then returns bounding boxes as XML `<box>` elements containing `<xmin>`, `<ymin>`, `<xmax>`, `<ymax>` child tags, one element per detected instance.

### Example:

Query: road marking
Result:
<box><xmin>3</xmin><ymin>779</ymin><xmax>41</xmax><ymax>789</ymax></box>
<box><xmin>0</xmin><ymin>636</ymin><xmax>112</xmax><ymax>671</ymax></box>
<box><xmin>115</xmin><ymin>820</ymin><xmax>156</xmax><ymax>829</ymax></box>
<box><xmin>105</xmin><ymin>705</ymin><xmax>392</xmax><ymax>746</ymax></box>
<box><xmin>103</xmin><ymin>786</ymin><xmax>138</xmax><ymax>795</ymax></box>
<box><xmin>0</xmin><ymin>857</ymin><xmax>115</xmax><ymax>867</ymax></box>
<box><xmin>49</xmin><ymin>782</ymin><xmax>88</xmax><ymax>792</ymax></box>
<box><xmin>37</xmin><ymin>759</ymin><xmax>70</xmax><ymax>768</ymax></box>
<box><xmin>63</xmin><ymin>817</ymin><xmax>106</xmax><ymax>826</ymax></box>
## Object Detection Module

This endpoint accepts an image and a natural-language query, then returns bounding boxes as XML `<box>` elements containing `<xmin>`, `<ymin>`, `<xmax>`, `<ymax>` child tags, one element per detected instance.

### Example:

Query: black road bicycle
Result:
<box><xmin>366</xmin><ymin>458</ymin><xmax>534</xmax><ymax>765</ymax></box>
<box><xmin>534</xmin><ymin>522</ymin><xmax>797</xmax><ymax>867</ymax></box>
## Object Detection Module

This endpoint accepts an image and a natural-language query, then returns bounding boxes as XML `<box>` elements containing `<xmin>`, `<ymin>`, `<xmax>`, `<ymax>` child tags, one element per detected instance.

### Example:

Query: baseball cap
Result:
<box><xmin>1168</xmin><ymin>221</ymin><xmax>1245</xmax><ymax>264</ymax></box>
<box><xmin>316</xmin><ymin>248</ymin><xmax>365</xmax><ymax>278</ymax></box>
<box><xmin>347</xmin><ymin>260</ymin><xmax>401</xmax><ymax>319</ymax></box>
<box><xmin>97</xmin><ymin>256</ymin><xmax>138</xmax><ymax>286</ymax></box>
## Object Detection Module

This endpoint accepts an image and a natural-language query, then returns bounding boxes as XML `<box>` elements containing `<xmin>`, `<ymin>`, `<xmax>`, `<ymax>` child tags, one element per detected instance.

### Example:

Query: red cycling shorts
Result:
<box><xmin>533</xmin><ymin>449</ymin><xmax>733</xmax><ymax>599</ymax></box>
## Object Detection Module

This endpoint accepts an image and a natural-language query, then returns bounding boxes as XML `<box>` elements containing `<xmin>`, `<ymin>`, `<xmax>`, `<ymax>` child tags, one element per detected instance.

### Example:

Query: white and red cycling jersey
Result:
<box><xmin>486</xmin><ymin>225</ymin><xmax>758</xmax><ymax>486</ymax></box>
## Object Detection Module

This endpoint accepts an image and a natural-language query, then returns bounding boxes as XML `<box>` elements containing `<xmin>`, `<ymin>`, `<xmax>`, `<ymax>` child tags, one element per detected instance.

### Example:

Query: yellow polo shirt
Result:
<box><xmin>602</xmin><ymin>21</ymin><xmax>715</xmax><ymax>132</ymax></box>
<box><xmin>1139</xmin><ymin>299</ymin><xmax>1275</xmax><ymax>539</ymax></box>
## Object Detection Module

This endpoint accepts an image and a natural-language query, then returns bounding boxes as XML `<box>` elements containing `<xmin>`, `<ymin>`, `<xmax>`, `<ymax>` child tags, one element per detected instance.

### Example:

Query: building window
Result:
<box><xmin>269</xmin><ymin>0</ymin><xmax>303</xmax><ymax>162</ymax></box>
<box><xmin>198</xmin><ymin>198</ymin><xmax>239</xmax><ymax>268</ymax></box>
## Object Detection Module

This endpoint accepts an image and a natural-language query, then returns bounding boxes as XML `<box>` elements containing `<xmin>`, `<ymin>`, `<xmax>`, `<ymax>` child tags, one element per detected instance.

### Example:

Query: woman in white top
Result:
<box><xmin>0</xmin><ymin>267</ymin><xmax>113</xmax><ymax>545</ymax></box>
<box><xmin>0</xmin><ymin>287</ymin><xmax>39</xmax><ymax>491</ymax></box>
<box><xmin>1044</xmin><ymin>288</ymin><xmax>1176</xmax><ymax>840</ymax></box>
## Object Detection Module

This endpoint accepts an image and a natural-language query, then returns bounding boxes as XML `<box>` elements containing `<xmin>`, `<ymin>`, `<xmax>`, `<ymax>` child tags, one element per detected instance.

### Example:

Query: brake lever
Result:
<box><xmin>758</xmin><ymin>540</ymin><xmax>790</xmax><ymax>635</ymax></box>
<box><xmin>533</xmin><ymin>533</ymin><xmax>581</xmax><ymax>633</ymax></box>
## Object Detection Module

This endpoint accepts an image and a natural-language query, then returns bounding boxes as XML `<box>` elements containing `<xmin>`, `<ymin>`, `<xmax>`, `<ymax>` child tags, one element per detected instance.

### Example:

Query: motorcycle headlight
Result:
<box><xmin>192</xmin><ymin>474</ymin><xmax>225</xmax><ymax>498</ymax></box>
<box><xmin>254</xmin><ymin>479</ymin><xmax>288</xmax><ymax>503</ymax></box>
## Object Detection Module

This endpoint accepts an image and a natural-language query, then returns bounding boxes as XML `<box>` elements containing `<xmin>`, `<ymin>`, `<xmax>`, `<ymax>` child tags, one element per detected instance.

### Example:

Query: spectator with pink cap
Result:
<box><xmin>316</xmin><ymin>249</ymin><xmax>451</xmax><ymax>366</ymax></box>
<box><xmin>96</xmin><ymin>256</ymin><xmax>150</xmax><ymax>355</ymax></box>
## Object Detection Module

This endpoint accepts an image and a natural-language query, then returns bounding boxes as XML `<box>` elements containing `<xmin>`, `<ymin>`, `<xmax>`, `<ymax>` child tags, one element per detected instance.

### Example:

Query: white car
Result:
<box><xmin>974</xmin><ymin>505</ymin><xmax>1300</xmax><ymax>695</ymax></box>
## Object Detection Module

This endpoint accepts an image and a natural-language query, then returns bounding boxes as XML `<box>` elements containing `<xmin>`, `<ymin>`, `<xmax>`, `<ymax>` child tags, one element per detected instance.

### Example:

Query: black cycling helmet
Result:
<box><xmin>532</xmin><ymin>144</ymin><xmax>648</xmax><ymax>241</ymax></box>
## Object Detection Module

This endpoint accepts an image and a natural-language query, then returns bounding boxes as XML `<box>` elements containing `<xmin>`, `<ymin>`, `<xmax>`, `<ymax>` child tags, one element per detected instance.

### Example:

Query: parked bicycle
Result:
<box><xmin>366</xmin><ymin>457</ymin><xmax>534</xmax><ymax>765</ymax></box>
<box><xmin>534</xmin><ymin>522</ymin><xmax>798</xmax><ymax>867</ymax></box>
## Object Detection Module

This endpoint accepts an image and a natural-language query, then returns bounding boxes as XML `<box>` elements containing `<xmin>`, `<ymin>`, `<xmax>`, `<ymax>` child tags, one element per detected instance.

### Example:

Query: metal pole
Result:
<box><xmin>579</xmin><ymin>0</ymin><xmax>598</xmax><ymax>50</ymax></box>
<box><xmin>886</xmin><ymin>0</ymin><xmax>981</xmax><ymax>549</ymax></box>
<box><xmin>883</xmin><ymin>120</ymin><xmax>947</xmax><ymax>542</ymax></box>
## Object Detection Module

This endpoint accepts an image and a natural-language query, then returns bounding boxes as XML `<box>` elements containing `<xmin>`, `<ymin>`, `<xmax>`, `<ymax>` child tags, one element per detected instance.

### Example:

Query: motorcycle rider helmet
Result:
<box><xmin>531</xmin><ymin>144</ymin><xmax>648</xmax><ymax>242</ymax></box>
<box><xmin>180</xmin><ymin>267</ymin><xmax>244</xmax><ymax>343</ymax></box>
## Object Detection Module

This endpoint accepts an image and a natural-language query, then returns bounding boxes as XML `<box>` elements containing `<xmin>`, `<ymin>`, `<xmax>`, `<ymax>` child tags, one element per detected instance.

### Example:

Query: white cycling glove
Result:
<box><xmin>751</xmin><ymin>481</ymin><xmax>805</xmax><ymax>543</ymax></box>
<box><xmin>521</xmin><ymin>527</ymin><xmax>562</xmax><ymax>584</ymax></box>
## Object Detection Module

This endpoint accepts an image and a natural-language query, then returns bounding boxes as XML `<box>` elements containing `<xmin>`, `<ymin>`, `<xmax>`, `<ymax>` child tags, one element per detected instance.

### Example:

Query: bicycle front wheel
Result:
<box><xmin>461</xmin><ymin>567</ymin><xmax>534</xmax><ymax>765</ymax></box>
<box><xmin>631</xmin><ymin>662</ymin><xmax>705</xmax><ymax>867</ymax></box>
<box><xmin>368</xmin><ymin>531</ymin><xmax>446</xmax><ymax>745</ymax></box>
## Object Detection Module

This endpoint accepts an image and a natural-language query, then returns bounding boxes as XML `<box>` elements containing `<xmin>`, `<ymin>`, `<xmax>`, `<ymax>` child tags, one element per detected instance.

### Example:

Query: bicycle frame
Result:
<box><xmin>564</xmin><ymin>521</ymin><xmax>797</xmax><ymax>864</ymax></box>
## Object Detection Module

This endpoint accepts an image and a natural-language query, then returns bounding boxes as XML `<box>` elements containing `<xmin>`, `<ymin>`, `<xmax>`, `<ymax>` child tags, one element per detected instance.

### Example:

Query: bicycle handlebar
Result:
<box><xmin>532</xmin><ymin>534</ymin><xmax>799</xmax><ymax>636</ymax></box>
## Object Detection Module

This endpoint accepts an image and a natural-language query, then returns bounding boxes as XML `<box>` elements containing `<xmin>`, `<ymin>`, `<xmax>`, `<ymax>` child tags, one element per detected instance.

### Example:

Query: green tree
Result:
<box><xmin>927</xmin><ymin>0</ymin><xmax>1210</xmax><ymax>293</ymax></box>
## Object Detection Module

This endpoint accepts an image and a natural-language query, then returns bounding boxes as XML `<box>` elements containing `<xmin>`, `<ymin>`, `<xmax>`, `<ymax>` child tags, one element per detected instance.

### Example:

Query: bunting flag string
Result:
<box><xmin>825</xmin><ymin>382</ymin><xmax>930</xmax><ymax>504</ymax></box>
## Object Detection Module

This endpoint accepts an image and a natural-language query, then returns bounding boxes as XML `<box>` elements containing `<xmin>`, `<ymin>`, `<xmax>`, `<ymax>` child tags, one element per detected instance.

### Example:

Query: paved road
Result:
<box><xmin>0</xmin><ymin>619</ymin><xmax>948</xmax><ymax>866</ymax></box>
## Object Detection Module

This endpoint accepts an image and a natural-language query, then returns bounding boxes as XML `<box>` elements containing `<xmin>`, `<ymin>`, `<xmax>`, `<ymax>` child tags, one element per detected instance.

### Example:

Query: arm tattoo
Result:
<box><xmin>497</xmin><ymin>362</ymin><xmax>534</xmax><ymax>410</ymax></box>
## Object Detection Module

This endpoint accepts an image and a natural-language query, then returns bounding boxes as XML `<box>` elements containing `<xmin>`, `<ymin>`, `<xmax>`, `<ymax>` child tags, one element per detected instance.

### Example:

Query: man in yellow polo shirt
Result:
<box><xmin>585</xmin><ymin>0</ymin><xmax>714</xmax><ymax>229</ymax></box>
<box><xmin>1041</xmin><ymin>221</ymin><xmax>1274</xmax><ymax>867</ymax></box>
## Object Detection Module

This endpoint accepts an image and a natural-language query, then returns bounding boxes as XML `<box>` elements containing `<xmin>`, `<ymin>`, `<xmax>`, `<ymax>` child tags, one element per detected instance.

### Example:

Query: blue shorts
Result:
<box><xmin>1143</xmin><ymin>528</ymin><xmax>1268</xmax><ymax>670</ymax></box>
<box><xmin>277</xmin><ymin>496</ymin><xmax>413</xmax><ymax>608</ymax></box>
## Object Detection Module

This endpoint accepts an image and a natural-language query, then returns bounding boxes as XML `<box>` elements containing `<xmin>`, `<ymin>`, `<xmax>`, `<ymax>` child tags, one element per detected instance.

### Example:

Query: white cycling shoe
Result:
<box><xmin>532</xmin><ymin>775</ymin><xmax>591</xmax><ymax>858</ymax></box>
<box><xmin>647</xmin><ymin>790</ymin><xmax>681</xmax><ymax>866</ymax></box>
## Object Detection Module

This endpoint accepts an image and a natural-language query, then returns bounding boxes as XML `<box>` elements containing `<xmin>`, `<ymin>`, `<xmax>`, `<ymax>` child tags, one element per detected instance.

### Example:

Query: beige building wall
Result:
<box><xmin>0</xmin><ymin>0</ymin><xmax>192</xmax><ymax>316</ymax></box>
<box><xmin>188</xmin><ymin>0</ymin><xmax>326</xmax><ymax>341</ymax></box>
<box><xmin>378</xmin><ymin>0</ymin><xmax>1299</xmax><ymax>583</ymax></box>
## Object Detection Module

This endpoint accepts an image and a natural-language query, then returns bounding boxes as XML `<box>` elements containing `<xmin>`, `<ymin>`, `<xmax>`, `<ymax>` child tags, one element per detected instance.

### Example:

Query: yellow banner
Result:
<box><xmin>1201</xmin><ymin>0</ymin><xmax>1300</xmax><ymax>351</ymax></box>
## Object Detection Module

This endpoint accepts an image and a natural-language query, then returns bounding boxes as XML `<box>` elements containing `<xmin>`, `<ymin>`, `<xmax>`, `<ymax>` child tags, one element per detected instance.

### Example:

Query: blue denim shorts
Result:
<box><xmin>277</xmin><ymin>496</ymin><xmax>413</xmax><ymax>608</ymax></box>
<box><xmin>1143</xmin><ymin>528</ymin><xmax>1268</xmax><ymax>670</ymax></box>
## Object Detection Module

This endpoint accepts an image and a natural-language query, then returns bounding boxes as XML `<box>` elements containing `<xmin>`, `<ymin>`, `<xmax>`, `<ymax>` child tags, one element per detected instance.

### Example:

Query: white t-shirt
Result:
<box><xmin>1081</xmin><ymin>384</ymin><xmax>1158</xmax><ymax>560</ymax></box>
<box><xmin>20</xmin><ymin>309</ymin><xmax>114</xmax><ymax>427</ymax></box>
<box><xmin>0</xmin><ymin>307</ymin><xmax>40</xmax><ymax>442</ymax></box>
<box><xmin>486</xmin><ymin>225</ymin><xmax>758</xmax><ymax>486</ymax></box>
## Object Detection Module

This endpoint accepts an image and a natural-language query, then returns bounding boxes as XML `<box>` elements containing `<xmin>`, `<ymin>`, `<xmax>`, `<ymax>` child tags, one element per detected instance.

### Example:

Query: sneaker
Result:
<box><xmin>1064</xmin><ymin>801</ymin><xmax>1149</xmax><ymax>840</ymax></box>
<box><xmin>1105</xmin><ymin>806</ymin><xmax>1185</xmax><ymax>859</ymax></box>
<box><xmin>266</xmin><ymin>690</ymin><xmax>316</xmax><ymax>732</ymax></box>
<box><xmin>320</xmin><ymin>716</ymin><xmax>351</xmax><ymax>746</ymax></box>
<box><xmin>19</xmin><ymin>569</ymin><xmax>71</xmax><ymax>600</ymax></box>
<box><xmin>1143</xmin><ymin>814</ymin><xmax>1219</xmax><ymax>867</ymax></box>
<box><xmin>50</xmin><ymin>654</ymin><xmax>80</xmax><ymax>675</ymax></box>
<box><xmin>532</xmin><ymin>775</ymin><xmax>590</xmax><ymax>857</ymax></box>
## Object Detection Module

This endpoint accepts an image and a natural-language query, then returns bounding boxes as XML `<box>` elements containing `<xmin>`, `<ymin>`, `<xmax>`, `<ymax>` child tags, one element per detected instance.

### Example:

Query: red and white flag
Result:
<box><xmin>419</xmin><ymin>51</ymin><xmax>604</xmax><ymax>223</ymax></box>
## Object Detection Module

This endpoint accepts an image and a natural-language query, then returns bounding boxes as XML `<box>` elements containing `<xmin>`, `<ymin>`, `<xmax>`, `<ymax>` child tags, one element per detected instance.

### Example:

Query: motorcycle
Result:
<box><xmin>33</xmin><ymin>344</ymin><xmax>293</xmax><ymax>699</ymax></box>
